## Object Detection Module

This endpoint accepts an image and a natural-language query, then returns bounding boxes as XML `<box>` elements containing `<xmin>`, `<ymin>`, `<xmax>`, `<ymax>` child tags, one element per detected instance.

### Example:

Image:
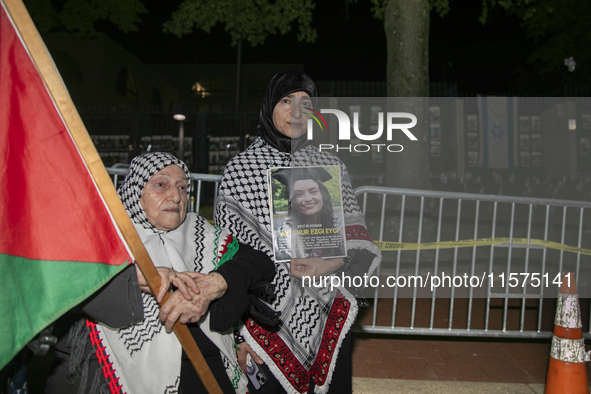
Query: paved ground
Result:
<box><xmin>352</xmin><ymin>335</ymin><xmax>553</xmax><ymax>383</ymax></box>
<box><xmin>18</xmin><ymin>332</ymin><xmax>591</xmax><ymax>393</ymax></box>
<box><xmin>350</xmin><ymin>334</ymin><xmax>591</xmax><ymax>393</ymax></box>
<box><xmin>17</xmin><ymin>294</ymin><xmax>591</xmax><ymax>393</ymax></box>
<box><xmin>352</xmin><ymin>377</ymin><xmax>550</xmax><ymax>394</ymax></box>
<box><xmin>350</xmin><ymin>286</ymin><xmax>591</xmax><ymax>389</ymax></box>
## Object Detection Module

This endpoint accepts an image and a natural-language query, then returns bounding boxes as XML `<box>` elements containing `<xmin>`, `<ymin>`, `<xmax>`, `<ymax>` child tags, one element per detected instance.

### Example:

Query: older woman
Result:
<box><xmin>216</xmin><ymin>70</ymin><xmax>381</xmax><ymax>393</ymax></box>
<box><xmin>46</xmin><ymin>152</ymin><xmax>274</xmax><ymax>393</ymax></box>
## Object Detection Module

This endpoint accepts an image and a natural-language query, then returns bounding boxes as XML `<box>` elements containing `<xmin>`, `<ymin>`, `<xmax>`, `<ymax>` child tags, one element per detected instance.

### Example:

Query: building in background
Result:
<box><xmin>44</xmin><ymin>33</ymin><xmax>178</xmax><ymax>111</ymax></box>
<box><xmin>150</xmin><ymin>63</ymin><xmax>304</xmax><ymax>113</ymax></box>
<box><xmin>41</xmin><ymin>33</ymin><xmax>591</xmax><ymax>194</ymax></box>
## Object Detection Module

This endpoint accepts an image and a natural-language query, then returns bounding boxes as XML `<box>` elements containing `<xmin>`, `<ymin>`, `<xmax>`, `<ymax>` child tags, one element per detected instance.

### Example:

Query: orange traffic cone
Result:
<box><xmin>545</xmin><ymin>272</ymin><xmax>591</xmax><ymax>394</ymax></box>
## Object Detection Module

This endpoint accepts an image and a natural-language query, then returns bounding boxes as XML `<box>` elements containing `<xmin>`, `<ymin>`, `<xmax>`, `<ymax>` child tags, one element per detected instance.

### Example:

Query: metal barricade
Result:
<box><xmin>106</xmin><ymin>167</ymin><xmax>222</xmax><ymax>215</ymax></box>
<box><xmin>105</xmin><ymin>167</ymin><xmax>591</xmax><ymax>339</ymax></box>
<box><xmin>354</xmin><ymin>186</ymin><xmax>591</xmax><ymax>339</ymax></box>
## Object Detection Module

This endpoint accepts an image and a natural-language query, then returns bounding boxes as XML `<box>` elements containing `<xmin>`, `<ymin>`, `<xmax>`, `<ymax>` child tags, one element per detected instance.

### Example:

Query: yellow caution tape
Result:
<box><xmin>373</xmin><ymin>238</ymin><xmax>591</xmax><ymax>256</ymax></box>
<box><xmin>209</xmin><ymin>217</ymin><xmax>589</xmax><ymax>256</ymax></box>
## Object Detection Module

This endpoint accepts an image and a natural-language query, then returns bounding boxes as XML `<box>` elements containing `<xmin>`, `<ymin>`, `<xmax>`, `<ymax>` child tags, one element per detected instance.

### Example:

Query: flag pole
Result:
<box><xmin>2</xmin><ymin>0</ymin><xmax>223</xmax><ymax>392</ymax></box>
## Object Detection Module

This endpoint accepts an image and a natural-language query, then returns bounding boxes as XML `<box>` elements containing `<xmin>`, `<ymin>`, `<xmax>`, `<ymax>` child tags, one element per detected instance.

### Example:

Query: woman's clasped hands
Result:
<box><xmin>136</xmin><ymin>266</ymin><xmax>228</xmax><ymax>333</ymax></box>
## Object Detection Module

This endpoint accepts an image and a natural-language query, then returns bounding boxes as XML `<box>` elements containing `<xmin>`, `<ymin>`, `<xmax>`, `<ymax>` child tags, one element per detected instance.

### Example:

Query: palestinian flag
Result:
<box><xmin>0</xmin><ymin>0</ymin><xmax>134</xmax><ymax>370</ymax></box>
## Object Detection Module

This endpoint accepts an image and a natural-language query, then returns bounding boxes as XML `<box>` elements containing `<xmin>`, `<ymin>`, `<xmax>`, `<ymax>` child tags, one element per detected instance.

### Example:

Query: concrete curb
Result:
<box><xmin>352</xmin><ymin>377</ymin><xmax>591</xmax><ymax>394</ymax></box>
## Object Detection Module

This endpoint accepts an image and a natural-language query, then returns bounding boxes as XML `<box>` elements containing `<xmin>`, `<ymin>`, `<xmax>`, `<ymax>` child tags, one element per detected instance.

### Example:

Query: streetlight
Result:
<box><xmin>173</xmin><ymin>114</ymin><xmax>186</xmax><ymax>160</ymax></box>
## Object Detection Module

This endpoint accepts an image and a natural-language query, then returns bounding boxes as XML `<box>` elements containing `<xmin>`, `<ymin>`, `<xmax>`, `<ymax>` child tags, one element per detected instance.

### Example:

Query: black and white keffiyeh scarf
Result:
<box><xmin>216</xmin><ymin>70</ymin><xmax>380</xmax><ymax>394</ymax></box>
<box><xmin>90</xmin><ymin>152</ymin><xmax>247</xmax><ymax>394</ymax></box>
<box><xmin>216</xmin><ymin>138</ymin><xmax>381</xmax><ymax>393</ymax></box>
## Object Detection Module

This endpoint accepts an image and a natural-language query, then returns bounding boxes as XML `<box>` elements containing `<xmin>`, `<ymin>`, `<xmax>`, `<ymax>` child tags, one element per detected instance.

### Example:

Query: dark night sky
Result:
<box><xmin>98</xmin><ymin>0</ymin><xmax>550</xmax><ymax>95</ymax></box>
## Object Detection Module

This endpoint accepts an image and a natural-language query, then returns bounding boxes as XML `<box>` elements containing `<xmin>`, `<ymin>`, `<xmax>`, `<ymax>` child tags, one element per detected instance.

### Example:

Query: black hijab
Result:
<box><xmin>257</xmin><ymin>69</ymin><xmax>318</xmax><ymax>153</ymax></box>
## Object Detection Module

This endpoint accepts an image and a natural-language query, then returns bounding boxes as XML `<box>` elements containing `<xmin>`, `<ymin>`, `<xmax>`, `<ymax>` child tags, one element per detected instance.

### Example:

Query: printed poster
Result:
<box><xmin>370</xmin><ymin>106</ymin><xmax>382</xmax><ymax>124</ymax></box>
<box><xmin>531</xmin><ymin>116</ymin><xmax>541</xmax><ymax>131</ymax></box>
<box><xmin>520</xmin><ymin>151</ymin><xmax>531</xmax><ymax>167</ymax></box>
<box><xmin>430</xmin><ymin>106</ymin><xmax>440</xmax><ymax>122</ymax></box>
<box><xmin>468</xmin><ymin>151</ymin><xmax>479</xmax><ymax>167</ymax></box>
<box><xmin>580</xmin><ymin>138</ymin><xmax>590</xmax><ymax>155</ymax></box>
<box><xmin>349</xmin><ymin>105</ymin><xmax>360</xmax><ymax>124</ymax></box>
<box><xmin>519</xmin><ymin>134</ymin><xmax>530</xmax><ymax>150</ymax></box>
<box><xmin>467</xmin><ymin>115</ymin><xmax>478</xmax><ymax>131</ymax></box>
<box><xmin>531</xmin><ymin>134</ymin><xmax>542</xmax><ymax>150</ymax></box>
<box><xmin>430</xmin><ymin>123</ymin><xmax>441</xmax><ymax>140</ymax></box>
<box><xmin>519</xmin><ymin>116</ymin><xmax>530</xmax><ymax>132</ymax></box>
<box><xmin>430</xmin><ymin>140</ymin><xmax>441</xmax><ymax>157</ymax></box>
<box><xmin>531</xmin><ymin>151</ymin><xmax>542</xmax><ymax>167</ymax></box>
<box><xmin>467</xmin><ymin>132</ymin><xmax>478</xmax><ymax>149</ymax></box>
<box><xmin>268</xmin><ymin>166</ymin><xmax>347</xmax><ymax>262</ymax></box>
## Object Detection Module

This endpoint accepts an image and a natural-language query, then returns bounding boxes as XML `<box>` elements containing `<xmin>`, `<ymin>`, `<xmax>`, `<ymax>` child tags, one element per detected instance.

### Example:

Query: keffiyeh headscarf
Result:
<box><xmin>216</xmin><ymin>71</ymin><xmax>381</xmax><ymax>394</ymax></box>
<box><xmin>118</xmin><ymin>152</ymin><xmax>191</xmax><ymax>231</ymax></box>
<box><xmin>90</xmin><ymin>152</ymin><xmax>247</xmax><ymax>394</ymax></box>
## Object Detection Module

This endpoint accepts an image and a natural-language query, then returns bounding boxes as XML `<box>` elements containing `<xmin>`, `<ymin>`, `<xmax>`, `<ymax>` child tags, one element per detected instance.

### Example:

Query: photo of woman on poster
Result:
<box><xmin>270</xmin><ymin>166</ymin><xmax>347</xmax><ymax>262</ymax></box>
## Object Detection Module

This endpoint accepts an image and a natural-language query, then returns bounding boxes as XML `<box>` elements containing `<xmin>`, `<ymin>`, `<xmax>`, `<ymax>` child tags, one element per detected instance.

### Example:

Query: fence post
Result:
<box><xmin>131</xmin><ymin>112</ymin><xmax>139</xmax><ymax>158</ymax></box>
<box><xmin>196</xmin><ymin>113</ymin><xmax>208</xmax><ymax>173</ymax></box>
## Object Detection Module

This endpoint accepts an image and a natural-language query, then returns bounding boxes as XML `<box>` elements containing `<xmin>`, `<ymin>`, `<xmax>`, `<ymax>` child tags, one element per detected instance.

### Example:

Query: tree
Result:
<box><xmin>25</xmin><ymin>0</ymin><xmax>588</xmax><ymax>190</ymax></box>
<box><xmin>162</xmin><ymin>0</ymin><xmax>445</xmax><ymax>188</ymax></box>
<box><xmin>482</xmin><ymin>0</ymin><xmax>591</xmax><ymax>84</ymax></box>
<box><xmin>161</xmin><ymin>0</ymin><xmax>317</xmax><ymax>47</ymax></box>
<box><xmin>162</xmin><ymin>0</ymin><xmax>317</xmax><ymax>110</ymax></box>
<box><xmin>368</xmin><ymin>0</ymin><xmax>450</xmax><ymax>189</ymax></box>
<box><xmin>370</xmin><ymin>0</ymin><xmax>449</xmax><ymax>98</ymax></box>
<box><xmin>367</xmin><ymin>0</ymin><xmax>590</xmax><ymax>189</ymax></box>
<box><xmin>23</xmin><ymin>0</ymin><xmax>147</xmax><ymax>34</ymax></box>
